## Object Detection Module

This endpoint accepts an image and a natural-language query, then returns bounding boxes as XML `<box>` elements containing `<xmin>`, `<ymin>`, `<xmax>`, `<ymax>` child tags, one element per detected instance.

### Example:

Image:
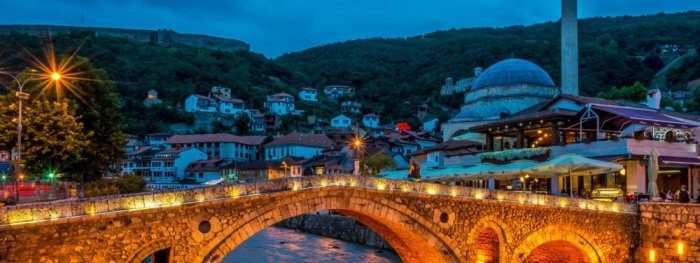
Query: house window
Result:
<box><xmin>198</xmin><ymin>173</ymin><xmax>204</xmax><ymax>178</ymax></box>
<box><xmin>164</xmin><ymin>161</ymin><xmax>173</xmax><ymax>167</ymax></box>
<box><xmin>343</xmin><ymin>120</ymin><xmax>348</xmax><ymax>124</ymax></box>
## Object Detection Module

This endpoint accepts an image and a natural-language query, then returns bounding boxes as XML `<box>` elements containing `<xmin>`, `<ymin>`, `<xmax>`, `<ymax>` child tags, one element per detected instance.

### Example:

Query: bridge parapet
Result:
<box><xmin>0</xmin><ymin>175</ymin><xmax>637</xmax><ymax>227</ymax></box>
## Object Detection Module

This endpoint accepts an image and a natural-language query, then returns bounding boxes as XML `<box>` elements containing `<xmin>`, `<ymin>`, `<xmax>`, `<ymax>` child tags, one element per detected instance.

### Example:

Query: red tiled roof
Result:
<box><xmin>270</xmin><ymin>92</ymin><xmax>294</xmax><ymax>98</ymax></box>
<box><xmin>166</xmin><ymin>134</ymin><xmax>266</xmax><ymax>145</ymax></box>
<box><xmin>409</xmin><ymin>140</ymin><xmax>483</xmax><ymax>156</ymax></box>
<box><xmin>193</xmin><ymin>94</ymin><xmax>215</xmax><ymax>101</ymax></box>
<box><xmin>265</xmin><ymin>132</ymin><xmax>335</xmax><ymax>148</ymax></box>
<box><xmin>219</xmin><ymin>97</ymin><xmax>244</xmax><ymax>103</ymax></box>
<box><xmin>186</xmin><ymin>159</ymin><xmax>225</xmax><ymax>173</ymax></box>
<box><xmin>128</xmin><ymin>146</ymin><xmax>154</xmax><ymax>156</ymax></box>
<box><xmin>554</xmin><ymin>94</ymin><xmax>700</xmax><ymax>122</ymax></box>
<box><xmin>156</xmin><ymin>147</ymin><xmax>191</xmax><ymax>154</ymax></box>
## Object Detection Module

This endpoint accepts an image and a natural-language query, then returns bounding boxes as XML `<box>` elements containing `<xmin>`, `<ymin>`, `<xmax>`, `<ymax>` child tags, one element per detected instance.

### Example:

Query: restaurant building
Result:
<box><xmin>392</xmin><ymin>92</ymin><xmax>700</xmax><ymax>201</ymax></box>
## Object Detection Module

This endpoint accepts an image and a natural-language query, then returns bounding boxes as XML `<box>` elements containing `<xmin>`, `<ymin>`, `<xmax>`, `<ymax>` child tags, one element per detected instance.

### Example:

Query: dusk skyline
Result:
<box><xmin>1</xmin><ymin>1</ymin><xmax>699</xmax><ymax>57</ymax></box>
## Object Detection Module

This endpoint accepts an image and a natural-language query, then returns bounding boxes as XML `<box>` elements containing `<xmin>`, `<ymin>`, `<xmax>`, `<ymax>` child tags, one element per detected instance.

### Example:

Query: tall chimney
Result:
<box><xmin>561</xmin><ymin>0</ymin><xmax>579</xmax><ymax>95</ymax></box>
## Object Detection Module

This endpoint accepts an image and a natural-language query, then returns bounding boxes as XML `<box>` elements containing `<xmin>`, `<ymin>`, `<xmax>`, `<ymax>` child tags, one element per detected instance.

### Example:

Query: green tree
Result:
<box><xmin>0</xmin><ymin>97</ymin><xmax>89</xmax><ymax>178</ymax></box>
<box><xmin>235</xmin><ymin>113</ymin><xmax>251</xmax><ymax>135</ymax></box>
<box><xmin>36</xmin><ymin>57</ymin><xmax>127</xmax><ymax>182</ymax></box>
<box><xmin>360</xmin><ymin>153</ymin><xmax>397</xmax><ymax>177</ymax></box>
<box><xmin>84</xmin><ymin>179</ymin><xmax>119</xmax><ymax>197</ymax></box>
<box><xmin>690</xmin><ymin>84</ymin><xmax>700</xmax><ymax>111</ymax></box>
<box><xmin>115</xmin><ymin>174</ymin><xmax>147</xmax><ymax>194</ymax></box>
<box><xmin>597</xmin><ymin>81</ymin><xmax>649</xmax><ymax>102</ymax></box>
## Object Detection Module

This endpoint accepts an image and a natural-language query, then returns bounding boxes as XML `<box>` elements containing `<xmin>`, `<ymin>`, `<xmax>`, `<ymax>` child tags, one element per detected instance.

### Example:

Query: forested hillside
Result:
<box><xmin>277</xmin><ymin>11</ymin><xmax>700</xmax><ymax>115</ymax></box>
<box><xmin>0</xmin><ymin>31</ymin><xmax>299</xmax><ymax>134</ymax></box>
<box><xmin>1</xmin><ymin>11</ymin><xmax>699</xmax><ymax>135</ymax></box>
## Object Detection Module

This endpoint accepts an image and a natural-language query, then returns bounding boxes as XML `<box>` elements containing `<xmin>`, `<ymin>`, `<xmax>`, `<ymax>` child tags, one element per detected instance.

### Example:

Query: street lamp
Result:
<box><xmin>0</xmin><ymin>71</ymin><xmax>33</xmax><ymax>203</ymax></box>
<box><xmin>351</xmin><ymin>137</ymin><xmax>364</xmax><ymax>176</ymax></box>
<box><xmin>0</xmin><ymin>70</ymin><xmax>61</xmax><ymax>203</ymax></box>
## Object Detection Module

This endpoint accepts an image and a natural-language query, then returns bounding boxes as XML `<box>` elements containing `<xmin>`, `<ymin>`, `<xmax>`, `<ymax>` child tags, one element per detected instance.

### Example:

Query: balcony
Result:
<box><xmin>478</xmin><ymin>138</ymin><xmax>697</xmax><ymax>164</ymax></box>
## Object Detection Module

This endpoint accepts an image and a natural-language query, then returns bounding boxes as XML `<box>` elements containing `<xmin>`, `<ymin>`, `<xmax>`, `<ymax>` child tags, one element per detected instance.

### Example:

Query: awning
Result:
<box><xmin>659</xmin><ymin>156</ymin><xmax>700</xmax><ymax>166</ymax></box>
<box><xmin>381</xmin><ymin>155</ymin><xmax>623</xmax><ymax>181</ymax></box>
<box><xmin>590</xmin><ymin>155</ymin><xmax>628</xmax><ymax>162</ymax></box>
<box><xmin>526</xmin><ymin>154</ymin><xmax>623</xmax><ymax>177</ymax></box>
<box><xmin>592</xmin><ymin>104</ymin><xmax>697</xmax><ymax>129</ymax></box>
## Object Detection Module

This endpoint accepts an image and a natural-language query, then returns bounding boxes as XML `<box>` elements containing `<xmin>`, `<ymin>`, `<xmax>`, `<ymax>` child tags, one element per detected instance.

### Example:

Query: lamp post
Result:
<box><xmin>0</xmin><ymin>70</ymin><xmax>61</xmax><ymax>203</ymax></box>
<box><xmin>0</xmin><ymin>71</ymin><xmax>32</xmax><ymax>203</ymax></box>
<box><xmin>352</xmin><ymin>138</ymin><xmax>363</xmax><ymax>175</ymax></box>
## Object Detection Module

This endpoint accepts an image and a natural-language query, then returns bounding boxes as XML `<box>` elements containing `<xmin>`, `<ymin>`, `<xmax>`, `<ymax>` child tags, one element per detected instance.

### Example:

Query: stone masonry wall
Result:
<box><xmin>639</xmin><ymin>203</ymin><xmax>700</xmax><ymax>262</ymax></box>
<box><xmin>0</xmin><ymin>175</ymin><xmax>641</xmax><ymax>263</ymax></box>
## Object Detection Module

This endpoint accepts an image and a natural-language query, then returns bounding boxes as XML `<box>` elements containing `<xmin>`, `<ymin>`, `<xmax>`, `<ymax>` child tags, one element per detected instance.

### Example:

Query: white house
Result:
<box><xmin>362</xmin><ymin>114</ymin><xmax>380</xmax><ymax>128</ymax></box>
<box><xmin>298</xmin><ymin>88</ymin><xmax>318</xmax><ymax>102</ymax></box>
<box><xmin>219</xmin><ymin>98</ymin><xmax>245</xmax><ymax>115</ymax></box>
<box><xmin>323</xmin><ymin>85</ymin><xmax>354</xmax><ymax>99</ymax></box>
<box><xmin>249</xmin><ymin>110</ymin><xmax>266</xmax><ymax>133</ymax></box>
<box><xmin>149</xmin><ymin>147</ymin><xmax>207</xmax><ymax>183</ymax></box>
<box><xmin>264</xmin><ymin>132</ymin><xmax>335</xmax><ymax>160</ymax></box>
<box><xmin>331</xmin><ymin>114</ymin><xmax>352</xmax><ymax>129</ymax></box>
<box><xmin>211</xmin><ymin>86</ymin><xmax>231</xmax><ymax>99</ymax></box>
<box><xmin>264</xmin><ymin>93</ymin><xmax>295</xmax><ymax>115</ymax></box>
<box><xmin>185</xmin><ymin>94</ymin><xmax>217</xmax><ymax>113</ymax></box>
<box><xmin>185</xmin><ymin>159</ymin><xmax>225</xmax><ymax>184</ymax></box>
<box><xmin>145</xmin><ymin>133</ymin><xmax>171</xmax><ymax>146</ymax></box>
<box><xmin>166</xmin><ymin>134</ymin><xmax>266</xmax><ymax>162</ymax></box>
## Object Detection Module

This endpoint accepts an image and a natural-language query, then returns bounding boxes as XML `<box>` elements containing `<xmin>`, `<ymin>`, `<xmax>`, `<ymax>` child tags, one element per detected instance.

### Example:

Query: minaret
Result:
<box><xmin>561</xmin><ymin>0</ymin><xmax>578</xmax><ymax>95</ymax></box>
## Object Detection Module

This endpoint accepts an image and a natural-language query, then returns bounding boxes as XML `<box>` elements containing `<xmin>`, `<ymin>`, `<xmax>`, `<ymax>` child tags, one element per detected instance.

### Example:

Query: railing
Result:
<box><xmin>0</xmin><ymin>175</ymin><xmax>638</xmax><ymax>226</ymax></box>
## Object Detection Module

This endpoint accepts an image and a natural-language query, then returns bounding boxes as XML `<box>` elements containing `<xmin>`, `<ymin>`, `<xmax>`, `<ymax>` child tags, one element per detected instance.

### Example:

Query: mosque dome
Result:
<box><xmin>472</xmin><ymin>58</ymin><xmax>555</xmax><ymax>90</ymax></box>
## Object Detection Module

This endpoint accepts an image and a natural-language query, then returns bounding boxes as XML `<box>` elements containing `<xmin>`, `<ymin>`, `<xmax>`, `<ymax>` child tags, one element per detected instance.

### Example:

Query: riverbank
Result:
<box><xmin>278</xmin><ymin>212</ymin><xmax>393</xmax><ymax>251</ymax></box>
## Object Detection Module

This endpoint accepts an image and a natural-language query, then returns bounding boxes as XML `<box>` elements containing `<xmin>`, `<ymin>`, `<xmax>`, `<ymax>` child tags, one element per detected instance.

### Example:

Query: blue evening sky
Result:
<box><xmin>0</xmin><ymin>0</ymin><xmax>698</xmax><ymax>57</ymax></box>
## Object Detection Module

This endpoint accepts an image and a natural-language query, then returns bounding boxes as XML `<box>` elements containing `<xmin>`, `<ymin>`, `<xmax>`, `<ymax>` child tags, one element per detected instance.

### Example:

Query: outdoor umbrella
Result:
<box><xmin>647</xmin><ymin>148</ymin><xmax>660</xmax><ymax>199</ymax></box>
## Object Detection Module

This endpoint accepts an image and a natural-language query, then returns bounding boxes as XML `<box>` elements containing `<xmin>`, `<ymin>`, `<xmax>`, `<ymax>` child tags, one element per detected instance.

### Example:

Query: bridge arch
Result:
<box><xmin>465</xmin><ymin>215</ymin><xmax>512</xmax><ymax>262</ymax></box>
<box><xmin>126</xmin><ymin>239</ymin><xmax>174</xmax><ymax>263</ymax></box>
<box><xmin>190</xmin><ymin>191</ymin><xmax>462</xmax><ymax>263</ymax></box>
<box><xmin>511</xmin><ymin>225</ymin><xmax>603</xmax><ymax>263</ymax></box>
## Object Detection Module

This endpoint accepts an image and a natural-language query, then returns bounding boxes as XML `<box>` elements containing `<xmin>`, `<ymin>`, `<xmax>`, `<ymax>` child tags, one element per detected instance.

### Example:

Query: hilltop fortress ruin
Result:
<box><xmin>0</xmin><ymin>25</ymin><xmax>250</xmax><ymax>51</ymax></box>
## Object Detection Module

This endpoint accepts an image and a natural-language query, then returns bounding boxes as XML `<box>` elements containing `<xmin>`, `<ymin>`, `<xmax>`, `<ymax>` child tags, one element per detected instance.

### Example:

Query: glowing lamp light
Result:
<box><xmin>619</xmin><ymin>169</ymin><xmax>626</xmax><ymax>176</ymax></box>
<box><xmin>427</xmin><ymin>188</ymin><xmax>437</xmax><ymax>195</ymax></box>
<box><xmin>51</xmin><ymin>72</ymin><xmax>61</xmax><ymax>81</ymax></box>
<box><xmin>678</xmin><ymin>242</ymin><xmax>685</xmax><ymax>255</ymax></box>
<box><xmin>353</xmin><ymin>139</ymin><xmax>362</xmax><ymax>147</ymax></box>
<box><xmin>649</xmin><ymin>249</ymin><xmax>656</xmax><ymax>262</ymax></box>
<box><xmin>537</xmin><ymin>129</ymin><xmax>543</xmax><ymax>134</ymax></box>
<box><xmin>376</xmin><ymin>183</ymin><xmax>386</xmax><ymax>190</ymax></box>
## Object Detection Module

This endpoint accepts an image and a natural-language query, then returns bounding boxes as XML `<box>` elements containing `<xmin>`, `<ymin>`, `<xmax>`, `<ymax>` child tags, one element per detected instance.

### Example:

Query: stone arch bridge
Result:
<box><xmin>0</xmin><ymin>175</ymin><xmax>642</xmax><ymax>263</ymax></box>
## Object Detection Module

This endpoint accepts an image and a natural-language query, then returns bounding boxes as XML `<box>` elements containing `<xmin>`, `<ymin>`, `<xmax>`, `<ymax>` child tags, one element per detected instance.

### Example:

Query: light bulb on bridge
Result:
<box><xmin>51</xmin><ymin>72</ymin><xmax>61</xmax><ymax>81</ymax></box>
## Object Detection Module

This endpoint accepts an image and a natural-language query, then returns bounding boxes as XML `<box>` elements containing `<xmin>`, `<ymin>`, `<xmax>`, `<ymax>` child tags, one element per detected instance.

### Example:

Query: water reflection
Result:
<box><xmin>224</xmin><ymin>227</ymin><xmax>401</xmax><ymax>263</ymax></box>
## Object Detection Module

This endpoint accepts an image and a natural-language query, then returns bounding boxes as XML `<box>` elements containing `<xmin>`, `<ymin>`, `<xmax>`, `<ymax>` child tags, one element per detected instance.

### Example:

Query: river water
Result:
<box><xmin>223</xmin><ymin>227</ymin><xmax>401</xmax><ymax>263</ymax></box>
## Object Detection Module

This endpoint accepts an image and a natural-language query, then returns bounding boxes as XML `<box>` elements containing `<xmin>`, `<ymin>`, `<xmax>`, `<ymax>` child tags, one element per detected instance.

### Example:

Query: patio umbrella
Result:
<box><xmin>527</xmin><ymin>154</ymin><xmax>623</xmax><ymax>177</ymax></box>
<box><xmin>526</xmin><ymin>154</ymin><xmax>623</xmax><ymax>196</ymax></box>
<box><xmin>647</xmin><ymin>148</ymin><xmax>660</xmax><ymax>199</ymax></box>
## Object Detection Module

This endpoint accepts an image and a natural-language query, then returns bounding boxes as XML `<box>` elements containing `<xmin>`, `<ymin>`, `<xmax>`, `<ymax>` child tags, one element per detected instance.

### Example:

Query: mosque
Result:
<box><xmin>442</xmin><ymin>0</ymin><xmax>580</xmax><ymax>141</ymax></box>
<box><xmin>441</xmin><ymin>58</ymin><xmax>560</xmax><ymax>141</ymax></box>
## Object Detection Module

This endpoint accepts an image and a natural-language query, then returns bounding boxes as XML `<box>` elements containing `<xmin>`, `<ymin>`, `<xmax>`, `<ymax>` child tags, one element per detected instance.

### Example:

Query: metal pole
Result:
<box><xmin>16</xmin><ymin>87</ymin><xmax>22</xmax><ymax>203</ymax></box>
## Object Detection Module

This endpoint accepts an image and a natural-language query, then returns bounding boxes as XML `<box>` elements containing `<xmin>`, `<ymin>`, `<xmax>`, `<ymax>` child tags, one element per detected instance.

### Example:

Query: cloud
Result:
<box><xmin>0</xmin><ymin>0</ymin><xmax>698</xmax><ymax>57</ymax></box>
